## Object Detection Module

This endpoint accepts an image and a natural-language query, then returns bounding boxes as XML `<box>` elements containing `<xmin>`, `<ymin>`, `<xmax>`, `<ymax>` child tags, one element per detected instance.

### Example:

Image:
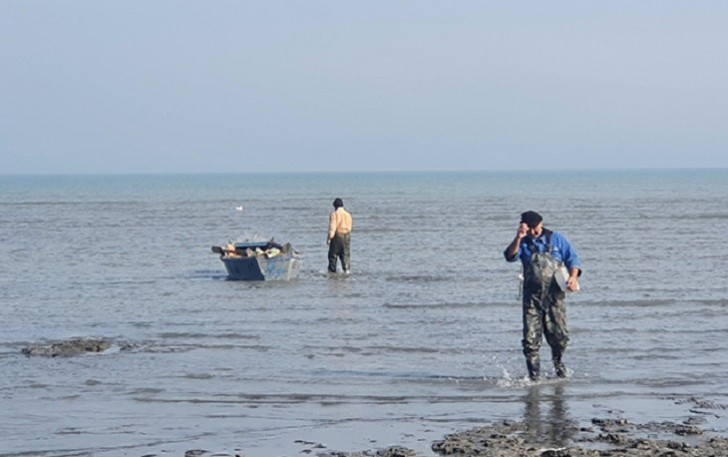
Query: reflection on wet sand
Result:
<box><xmin>522</xmin><ymin>383</ymin><xmax>577</xmax><ymax>447</ymax></box>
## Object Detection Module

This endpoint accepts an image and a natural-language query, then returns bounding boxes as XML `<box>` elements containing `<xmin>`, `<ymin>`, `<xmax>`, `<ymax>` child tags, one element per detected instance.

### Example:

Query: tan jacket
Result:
<box><xmin>328</xmin><ymin>207</ymin><xmax>353</xmax><ymax>241</ymax></box>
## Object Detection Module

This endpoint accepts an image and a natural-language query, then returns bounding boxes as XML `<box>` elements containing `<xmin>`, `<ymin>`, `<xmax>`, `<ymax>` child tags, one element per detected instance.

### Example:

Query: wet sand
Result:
<box><xmin>21</xmin><ymin>340</ymin><xmax>728</xmax><ymax>457</ymax></box>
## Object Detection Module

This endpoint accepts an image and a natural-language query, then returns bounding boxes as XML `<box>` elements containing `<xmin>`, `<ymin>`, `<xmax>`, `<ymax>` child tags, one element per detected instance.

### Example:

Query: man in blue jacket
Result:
<box><xmin>504</xmin><ymin>210</ymin><xmax>582</xmax><ymax>381</ymax></box>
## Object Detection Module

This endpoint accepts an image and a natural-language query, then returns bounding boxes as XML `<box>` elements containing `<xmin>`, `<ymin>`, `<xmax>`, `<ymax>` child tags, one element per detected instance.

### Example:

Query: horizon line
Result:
<box><xmin>2</xmin><ymin>166</ymin><xmax>727</xmax><ymax>178</ymax></box>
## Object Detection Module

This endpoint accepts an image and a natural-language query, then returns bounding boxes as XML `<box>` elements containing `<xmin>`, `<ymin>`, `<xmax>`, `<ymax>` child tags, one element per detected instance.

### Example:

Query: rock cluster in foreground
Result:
<box><xmin>427</xmin><ymin>416</ymin><xmax>728</xmax><ymax>457</ymax></box>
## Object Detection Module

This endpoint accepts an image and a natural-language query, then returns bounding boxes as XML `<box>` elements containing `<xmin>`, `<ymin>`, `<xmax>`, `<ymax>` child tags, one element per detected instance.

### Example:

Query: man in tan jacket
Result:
<box><xmin>327</xmin><ymin>197</ymin><xmax>353</xmax><ymax>273</ymax></box>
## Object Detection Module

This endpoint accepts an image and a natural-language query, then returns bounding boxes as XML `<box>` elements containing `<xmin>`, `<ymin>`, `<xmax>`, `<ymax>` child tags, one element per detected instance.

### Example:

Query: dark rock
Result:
<box><xmin>185</xmin><ymin>450</ymin><xmax>208</xmax><ymax>457</ymax></box>
<box><xmin>21</xmin><ymin>338</ymin><xmax>111</xmax><ymax>357</ymax></box>
<box><xmin>673</xmin><ymin>425</ymin><xmax>703</xmax><ymax>436</ymax></box>
<box><xmin>316</xmin><ymin>447</ymin><xmax>416</xmax><ymax>457</ymax></box>
<box><xmin>376</xmin><ymin>446</ymin><xmax>416</xmax><ymax>457</ymax></box>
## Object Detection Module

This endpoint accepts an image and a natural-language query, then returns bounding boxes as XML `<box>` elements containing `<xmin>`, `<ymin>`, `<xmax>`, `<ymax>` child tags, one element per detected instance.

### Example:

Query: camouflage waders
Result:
<box><xmin>522</xmin><ymin>251</ymin><xmax>569</xmax><ymax>380</ymax></box>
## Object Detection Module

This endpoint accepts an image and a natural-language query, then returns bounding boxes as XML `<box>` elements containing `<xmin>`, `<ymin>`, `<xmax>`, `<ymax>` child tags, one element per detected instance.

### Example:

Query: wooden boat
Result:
<box><xmin>212</xmin><ymin>240</ymin><xmax>302</xmax><ymax>281</ymax></box>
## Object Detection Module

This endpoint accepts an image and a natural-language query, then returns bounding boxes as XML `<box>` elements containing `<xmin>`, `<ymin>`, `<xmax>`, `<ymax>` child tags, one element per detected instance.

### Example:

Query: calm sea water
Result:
<box><xmin>1</xmin><ymin>170</ymin><xmax>727</xmax><ymax>456</ymax></box>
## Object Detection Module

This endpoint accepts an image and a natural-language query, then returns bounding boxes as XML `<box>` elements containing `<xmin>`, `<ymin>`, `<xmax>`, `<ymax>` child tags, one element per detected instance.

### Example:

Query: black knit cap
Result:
<box><xmin>520</xmin><ymin>210</ymin><xmax>543</xmax><ymax>228</ymax></box>
<box><xmin>333</xmin><ymin>198</ymin><xmax>344</xmax><ymax>208</ymax></box>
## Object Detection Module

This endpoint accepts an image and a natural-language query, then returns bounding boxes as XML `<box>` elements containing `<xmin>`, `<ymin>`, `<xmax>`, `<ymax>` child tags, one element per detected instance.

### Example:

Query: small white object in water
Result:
<box><xmin>235</xmin><ymin>205</ymin><xmax>244</xmax><ymax>211</ymax></box>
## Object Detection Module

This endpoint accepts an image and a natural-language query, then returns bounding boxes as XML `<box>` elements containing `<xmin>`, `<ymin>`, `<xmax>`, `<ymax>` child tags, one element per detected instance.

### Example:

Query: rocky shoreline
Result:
<box><xmin>425</xmin><ymin>416</ymin><xmax>728</xmax><ymax>457</ymax></box>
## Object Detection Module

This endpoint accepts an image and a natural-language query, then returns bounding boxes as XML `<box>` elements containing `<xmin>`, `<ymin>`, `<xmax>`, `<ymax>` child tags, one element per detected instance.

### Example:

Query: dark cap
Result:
<box><xmin>520</xmin><ymin>210</ymin><xmax>543</xmax><ymax>228</ymax></box>
<box><xmin>333</xmin><ymin>198</ymin><xmax>344</xmax><ymax>208</ymax></box>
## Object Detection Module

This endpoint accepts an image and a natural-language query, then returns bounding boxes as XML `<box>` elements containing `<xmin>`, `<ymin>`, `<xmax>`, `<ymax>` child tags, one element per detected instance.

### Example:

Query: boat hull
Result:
<box><xmin>221</xmin><ymin>253</ymin><xmax>301</xmax><ymax>281</ymax></box>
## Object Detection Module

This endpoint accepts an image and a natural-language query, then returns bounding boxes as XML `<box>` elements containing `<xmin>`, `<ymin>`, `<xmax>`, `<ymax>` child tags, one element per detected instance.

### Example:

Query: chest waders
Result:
<box><xmin>521</xmin><ymin>230</ymin><xmax>569</xmax><ymax>380</ymax></box>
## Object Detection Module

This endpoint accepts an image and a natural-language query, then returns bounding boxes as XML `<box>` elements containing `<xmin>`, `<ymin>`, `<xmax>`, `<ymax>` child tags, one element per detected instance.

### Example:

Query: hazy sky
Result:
<box><xmin>2</xmin><ymin>1</ymin><xmax>727</xmax><ymax>174</ymax></box>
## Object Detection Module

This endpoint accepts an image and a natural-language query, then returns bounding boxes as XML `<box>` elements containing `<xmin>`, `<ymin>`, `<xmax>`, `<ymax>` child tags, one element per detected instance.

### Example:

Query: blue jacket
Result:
<box><xmin>504</xmin><ymin>228</ymin><xmax>582</xmax><ymax>273</ymax></box>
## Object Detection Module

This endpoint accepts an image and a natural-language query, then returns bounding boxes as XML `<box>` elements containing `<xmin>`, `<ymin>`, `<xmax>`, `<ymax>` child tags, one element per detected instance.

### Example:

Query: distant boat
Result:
<box><xmin>211</xmin><ymin>240</ymin><xmax>301</xmax><ymax>281</ymax></box>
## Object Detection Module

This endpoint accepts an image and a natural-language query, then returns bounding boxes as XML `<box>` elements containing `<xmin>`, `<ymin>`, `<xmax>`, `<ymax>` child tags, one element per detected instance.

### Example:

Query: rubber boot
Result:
<box><xmin>553</xmin><ymin>351</ymin><xmax>567</xmax><ymax>378</ymax></box>
<box><xmin>526</xmin><ymin>356</ymin><xmax>540</xmax><ymax>381</ymax></box>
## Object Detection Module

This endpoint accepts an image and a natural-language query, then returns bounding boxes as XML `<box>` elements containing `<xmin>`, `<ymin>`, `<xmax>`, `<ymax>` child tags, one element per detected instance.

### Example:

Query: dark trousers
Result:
<box><xmin>328</xmin><ymin>233</ymin><xmax>350</xmax><ymax>273</ymax></box>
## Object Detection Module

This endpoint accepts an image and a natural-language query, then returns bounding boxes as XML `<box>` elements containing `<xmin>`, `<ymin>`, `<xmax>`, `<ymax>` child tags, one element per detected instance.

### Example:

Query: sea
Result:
<box><xmin>1</xmin><ymin>169</ymin><xmax>727</xmax><ymax>457</ymax></box>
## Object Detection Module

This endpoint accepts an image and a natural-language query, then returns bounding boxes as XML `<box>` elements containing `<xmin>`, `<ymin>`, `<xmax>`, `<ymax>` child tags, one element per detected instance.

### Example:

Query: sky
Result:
<box><xmin>1</xmin><ymin>1</ymin><xmax>727</xmax><ymax>175</ymax></box>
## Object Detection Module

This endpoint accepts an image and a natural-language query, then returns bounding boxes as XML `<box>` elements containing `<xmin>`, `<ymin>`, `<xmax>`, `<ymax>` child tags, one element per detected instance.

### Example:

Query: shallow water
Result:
<box><xmin>1</xmin><ymin>170</ymin><xmax>727</xmax><ymax>456</ymax></box>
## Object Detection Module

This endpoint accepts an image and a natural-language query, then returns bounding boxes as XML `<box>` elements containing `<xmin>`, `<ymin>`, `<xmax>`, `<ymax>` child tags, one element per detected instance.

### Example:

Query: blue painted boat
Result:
<box><xmin>212</xmin><ymin>240</ymin><xmax>302</xmax><ymax>281</ymax></box>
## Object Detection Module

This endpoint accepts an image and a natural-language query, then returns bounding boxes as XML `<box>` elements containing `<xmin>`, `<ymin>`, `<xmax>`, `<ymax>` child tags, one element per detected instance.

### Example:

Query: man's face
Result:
<box><xmin>527</xmin><ymin>222</ymin><xmax>543</xmax><ymax>238</ymax></box>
